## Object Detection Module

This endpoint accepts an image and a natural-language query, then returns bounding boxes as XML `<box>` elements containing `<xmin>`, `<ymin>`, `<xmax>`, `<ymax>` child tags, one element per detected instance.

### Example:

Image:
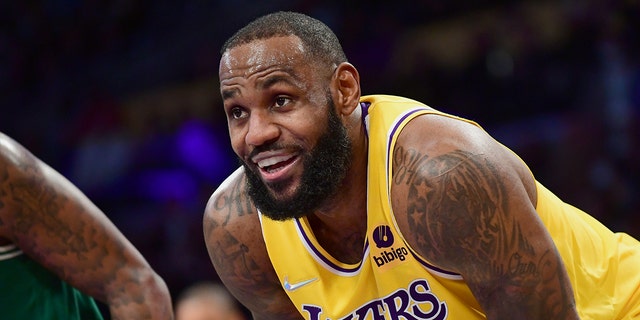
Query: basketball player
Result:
<box><xmin>0</xmin><ymin>132</ymin><xmax>173</xmax><ymax>319</ymax></box>
<box><xmin>204</xmin><ymin>11</ymin><xmax>640</xmax><ymax>319</ymax></box>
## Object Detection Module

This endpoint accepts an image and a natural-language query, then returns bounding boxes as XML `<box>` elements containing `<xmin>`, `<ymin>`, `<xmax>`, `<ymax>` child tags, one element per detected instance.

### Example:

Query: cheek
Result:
<box><xmin>231</xmin><ymin>142</ymin><xmax>243</xmax><ymax>158</ymax></box>
<box><xmin>228</xmin><ymin>128</ymin><xmax>246</xmax><ymax>157</ymax></box>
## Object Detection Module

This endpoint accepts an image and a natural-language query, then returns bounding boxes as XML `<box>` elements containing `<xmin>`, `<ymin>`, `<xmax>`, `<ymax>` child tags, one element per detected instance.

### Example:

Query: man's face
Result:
<box><xmin>219</xmin><ymin>36</ymin><xmax>352</xmax><ymax>220</ymax></box>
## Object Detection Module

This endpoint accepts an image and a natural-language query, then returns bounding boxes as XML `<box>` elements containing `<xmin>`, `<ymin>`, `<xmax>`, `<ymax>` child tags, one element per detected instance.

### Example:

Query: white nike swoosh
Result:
<box><xmin>283</xmin><ymin>276</ymin><xmax>318</xmax><ymax>291</ymax></box>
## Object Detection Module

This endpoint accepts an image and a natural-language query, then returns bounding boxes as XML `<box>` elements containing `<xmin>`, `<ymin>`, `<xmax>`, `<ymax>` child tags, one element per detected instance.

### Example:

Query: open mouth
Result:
<box><xmin>256</xmin><ymin>153</ymin><xmax>298</xmax><ymax>175</ymax></box>
<box><xmin>258</xmin><ymin>155</ymin><xmax>296</xmax><ymax>173</ymax></box>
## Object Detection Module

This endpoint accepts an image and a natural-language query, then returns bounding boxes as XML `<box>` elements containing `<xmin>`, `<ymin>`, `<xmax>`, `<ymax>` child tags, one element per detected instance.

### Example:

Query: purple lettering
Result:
<box><xmin>302</xmin><ymin>305</ymin><xmax>322</xmax><ymax>320</ymax></box>
<box><xmin>409</xmin><ymin>280</ymin><xmax>447</xmax><ymax>320</ymax></box>
<box><xmin>383</xmin><ymin>288</ymin><xmax>420</xmax><ymax>320</ymax></box>
<box><xmin>300</xmin><ymin>279</ymin><xmax>448</xmax><ymax>320</ymax></box>
<box><xmin>353</xmin><ymin>300</ymin><xmax>385</xmax><ymax>320</ymax></box>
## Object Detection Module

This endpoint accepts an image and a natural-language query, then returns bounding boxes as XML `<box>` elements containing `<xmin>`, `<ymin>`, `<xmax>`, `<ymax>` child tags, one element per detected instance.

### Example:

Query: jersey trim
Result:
<box><xmin>409</xmin><ymin>249</ymin><xmax>464</xmax><ymax>280</ymax></box>
<box><xmin>384</xmin><ymin>107</ymin><xmax>431</xmax><ymax>196</ymax></box>
<box><xmin>295</xmin><ymin>218</ymin><xmax>368</xmax><ymax>276</ymax></box>
<box><xmin>382</xmin><ymin>106</ymin><xmax>464</xmax><ymax>280</ymax></box>
<box><xmin>0</xmin><ymin>244</ymin><xmax>24</xmax><ymax>261</ymax></box>
<box><xmin>257</xmin><ymin>211</ymin><xmax>368</xmax><ymax>276</ymax></box>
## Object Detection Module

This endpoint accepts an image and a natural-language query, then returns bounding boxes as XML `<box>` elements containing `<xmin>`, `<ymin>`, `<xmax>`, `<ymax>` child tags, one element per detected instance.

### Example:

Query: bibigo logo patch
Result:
<box><xmin>371</xmin><ymin>225</ymin><xmax>409</xmax><ymax>270</ymax></box>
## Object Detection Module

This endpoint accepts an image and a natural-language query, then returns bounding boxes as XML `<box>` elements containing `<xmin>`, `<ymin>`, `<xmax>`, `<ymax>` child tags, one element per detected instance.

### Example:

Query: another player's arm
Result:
<box><xmin>0</xmin><ymin>133</ymin><xmax>173</xmax><ymax>320</ymax></box>
<box><xmin>391</xmin><ymin>116</ymin><xmax>580</xmax><ymax>319</ymax></box>
<box><xmin>203</xmin><ymin>168</ymin><xmax>302</xmax><ymax>320</ymax></box>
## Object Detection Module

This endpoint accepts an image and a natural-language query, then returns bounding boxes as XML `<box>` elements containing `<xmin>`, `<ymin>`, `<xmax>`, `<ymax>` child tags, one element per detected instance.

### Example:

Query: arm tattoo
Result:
<box><xmin>2</xmin><ymin>151</ymin><xmax>165</xmax><ymax>317</ymax></box>
<box><xmin>394</xmin><ymin>147</ymin><xmax>573</xmax><ymax>316</ymax></box>
<box><xmin>9</xmin><ymin>163</ymin><xmax>95</xmax><ymax>269</ymax></box>
<box><xmin>207</xmin><ymin>179</ymin><xmax>256</xmax><ymax>273</ymax></box>
<box><xmin>212</xmin><ymin>177</ymin><xmax>254</xmax><ymax>226</ymax></box>
<box><xmin>205</xmin><ymin>178</ymin><xmax>281</xmax><ymax>311</ymax></box>
<box><xmin>2</xmin><ymin>158</ymin><xmax>123</xmax><ymax>300</ymax></box>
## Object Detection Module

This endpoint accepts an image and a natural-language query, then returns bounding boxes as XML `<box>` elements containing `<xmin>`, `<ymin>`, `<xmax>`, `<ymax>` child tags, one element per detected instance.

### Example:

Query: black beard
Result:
<box><xmin>242</xmin><ymin>99</ymin><xmax>352</xmax><ymax>221</ymax></box>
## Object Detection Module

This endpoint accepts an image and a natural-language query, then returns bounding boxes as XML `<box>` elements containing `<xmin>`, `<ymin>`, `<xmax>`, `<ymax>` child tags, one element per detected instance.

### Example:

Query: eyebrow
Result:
<box><xmin>221</xmin><ymin>88</ymin><xmax>239</xmax><ymax>101</ymax></box>
<box><xmin>220</xmin><ymin>69</ymin><xmax>302</xmax><ymax>101</ymax></box>
<box><xmin>257</xmin><ymin>72</ymin><xmax>300</xmax><ymax>91</ymax></box>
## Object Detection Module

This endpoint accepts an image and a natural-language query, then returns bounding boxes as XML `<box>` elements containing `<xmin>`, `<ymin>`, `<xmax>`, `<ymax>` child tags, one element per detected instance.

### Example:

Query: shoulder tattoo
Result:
<box><xmin>211</xmin><ymin>177</ymin><xmax>255</xmax><ymax>226</ymax></box>
<box><xmin>393</xmin><ymin>147</ymin><xmax>553</xmax><ymax>281</ymax></box>
<box><xmin>393</xmin><ymin>147</ymin><xmax>574</xmax><ymax>315</ymax></box>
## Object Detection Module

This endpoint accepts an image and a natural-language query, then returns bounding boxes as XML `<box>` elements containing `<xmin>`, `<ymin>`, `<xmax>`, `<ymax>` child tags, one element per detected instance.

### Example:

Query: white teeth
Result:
<box><xmin>256</xmin><ymin>154</ymin><xmax>295</xmax><ymax>168</ymax></box>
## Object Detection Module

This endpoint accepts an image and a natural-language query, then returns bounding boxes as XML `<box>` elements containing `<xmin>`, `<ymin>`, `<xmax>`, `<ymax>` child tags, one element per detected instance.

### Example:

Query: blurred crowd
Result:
<box><xmin>1</xmin><ymin>0</ymin><xmax>638</xmax><ymax>315</ymax></box>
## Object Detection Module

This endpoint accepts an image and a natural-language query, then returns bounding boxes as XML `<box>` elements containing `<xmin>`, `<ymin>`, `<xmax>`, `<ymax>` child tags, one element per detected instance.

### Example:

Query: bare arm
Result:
<box><xmin>0</xmin><ymin>133</ymin><xmax>173</xmax><ymax>319</ymax></box>
<box><xmin>391</xmin><ymin>116</ymin><xmax>579</xmax><ymax>319</ymax></box>
<box><xmin>203</xmin><ymin>168</ymin><xmax>302</xmax><ymax>320</ymax></box>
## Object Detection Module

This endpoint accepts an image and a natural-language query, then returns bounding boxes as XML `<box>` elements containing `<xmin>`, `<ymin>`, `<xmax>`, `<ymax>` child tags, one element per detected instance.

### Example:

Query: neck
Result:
<box><xmin>307</xmin><ymin>125</ymin><xmax>368</xmax><ymax>264</ymax></box>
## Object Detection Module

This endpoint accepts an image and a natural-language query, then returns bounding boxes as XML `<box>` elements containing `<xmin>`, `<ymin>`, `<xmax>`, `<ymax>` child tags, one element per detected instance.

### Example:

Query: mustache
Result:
<box><xmin>247</xmin><ymin>142</ymin><xmax>303</xmax><ymax>160</ymax></box>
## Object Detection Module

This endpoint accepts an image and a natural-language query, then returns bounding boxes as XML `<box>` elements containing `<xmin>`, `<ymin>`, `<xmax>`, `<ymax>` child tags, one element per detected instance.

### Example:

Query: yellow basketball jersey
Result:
<box><xmin>259</xmin><ymin>95</ymin><xmax>640</xmax><ymax>319</ymax></box>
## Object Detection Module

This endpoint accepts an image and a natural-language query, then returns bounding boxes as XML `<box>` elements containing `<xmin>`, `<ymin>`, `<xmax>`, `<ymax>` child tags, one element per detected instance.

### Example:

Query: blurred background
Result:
<box><xmin>1</xmin><ymin>0</ymin><xmax>639</xmax><ymax>317</ymax></box>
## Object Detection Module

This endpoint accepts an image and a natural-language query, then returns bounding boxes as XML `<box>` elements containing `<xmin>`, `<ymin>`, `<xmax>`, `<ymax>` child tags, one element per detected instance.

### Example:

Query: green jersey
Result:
<box><xmin>0</xmin><ymin>244</ymin><xmax>104</xmax><ymax>319</ymax></box>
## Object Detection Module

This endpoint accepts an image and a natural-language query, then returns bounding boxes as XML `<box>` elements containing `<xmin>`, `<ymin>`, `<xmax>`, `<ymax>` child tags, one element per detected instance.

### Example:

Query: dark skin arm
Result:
<box><xmin>203</xmin><ymin>167</ymin><xmax>302</xmax><ymax>320</ymax></box>
<box><xmin>391</xmin><ymin>116</ymin><xmax>580</xmax><ymax>319</ymax></box>
<box><xmin>0</xmin><ymin>133</ymin><xmax>173</xmax><ymax>320</ymax></box>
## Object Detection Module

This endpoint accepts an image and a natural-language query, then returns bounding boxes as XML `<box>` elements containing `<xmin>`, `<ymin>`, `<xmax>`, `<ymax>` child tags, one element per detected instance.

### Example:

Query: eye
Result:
<box><xmin>229</xmin><ymin>107</ymin><xmax>248</xmax><ymax>120</ymax></box>
<box><xmin>273</xmin><ymin>96</ymin><xmax>292</xmax><ymax>109</ymax></box>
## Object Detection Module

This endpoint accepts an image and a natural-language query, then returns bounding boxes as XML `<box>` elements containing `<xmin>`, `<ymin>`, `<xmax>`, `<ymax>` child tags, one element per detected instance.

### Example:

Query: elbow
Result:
<box><xmin>107</xmin><ymin>266</ymin><xmax>174</xmax><ymax>319</ymax></box>
<box><xmin>140</xmin><ymin>269</ymin><xmax>172</xmax><ymax>305</ymax></box>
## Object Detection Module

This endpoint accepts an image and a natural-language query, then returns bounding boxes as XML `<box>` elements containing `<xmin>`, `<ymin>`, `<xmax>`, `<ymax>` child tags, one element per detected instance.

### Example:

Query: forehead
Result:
<box><xmin>219</xmin><ymin>35</ymin><xmax>307</xmax><ymax>81</ymax></box>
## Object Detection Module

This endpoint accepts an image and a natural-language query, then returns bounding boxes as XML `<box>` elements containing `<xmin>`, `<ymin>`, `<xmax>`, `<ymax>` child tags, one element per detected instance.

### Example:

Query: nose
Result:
<box><xmin>245</xmin><ymin>111</ymin><xmax>279</xmax><ymax>147</ymax></box>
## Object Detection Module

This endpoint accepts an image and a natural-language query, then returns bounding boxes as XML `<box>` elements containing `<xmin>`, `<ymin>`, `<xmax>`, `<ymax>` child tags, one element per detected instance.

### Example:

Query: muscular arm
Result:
<box><xmin>0</xmin><ymin>133</ymin><xmax>172</xmax><ymax>319</ymax></box>
<box><xmin>203</xmin><ymin>168</ymin><xmax>302</xmax><ymax>320</ymax></box>
<box><xmin>391</xmin><ymin>116</ymin><xmax>579</xmax><ymax>319</ymax></box>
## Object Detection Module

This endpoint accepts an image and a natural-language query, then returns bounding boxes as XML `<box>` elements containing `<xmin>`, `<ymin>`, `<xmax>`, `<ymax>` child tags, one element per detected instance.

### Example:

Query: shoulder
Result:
<box><xmin>204</xmin><ymin>166</ymin><xmax>259</xmax><ymax>234</ymax></box>
<box><xmin>391</xmin><ymin>113</ymin><xmax>537</xmax><ymax>267</ymax></box>
<box><xmin>203</xmin><ymin>166</ymin><xmax>262</xmax><ymax>258</ymax></box>
<box><xmin>0</xmin><ymin>132</ymin><xmax>36</xmax><ymax>172</ymax></box>
<box><xmin>392</xmin><ymin>111</ymin><xmax>536</xmax><ymax>208</ymax></box>
<box><xmin>0</xmin><ymin>133</ymin><xmax>49</xmax><ymax>191</ymax></box>
<box><xmin>203</xmin><ymin>167</ymin><xmax>298</xmax><ymax>317</ymax></box>
<box><xmin>205</xmin><ymin>166</ymin><xmax>254</xmax><ymax>215</ymax></box>
<box><xmin>0</xmin><ymin>133</ymin><xmax>41</xmax><ymax>240</ymax></box>
<box><xmin>394</xmin><ymin>113</ymin><xmax>532</xmax><ymax>176</ymax></box>
<box><xmin>202</xmin><ymin>167</ymin><xmax>263</xmax><ymax>266</ymax></box>
<box><xmin>390</xmin><ymin>113</ymin><xmax>581</xmax><ymax>318</ymax></box>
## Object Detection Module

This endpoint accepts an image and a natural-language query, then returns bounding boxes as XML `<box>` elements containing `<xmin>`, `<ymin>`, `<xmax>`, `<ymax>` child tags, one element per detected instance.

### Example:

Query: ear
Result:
<box><xmin>332</xmin><ymin>62</ymin><xmax>361</xmax><ymax>116</ymax></box>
